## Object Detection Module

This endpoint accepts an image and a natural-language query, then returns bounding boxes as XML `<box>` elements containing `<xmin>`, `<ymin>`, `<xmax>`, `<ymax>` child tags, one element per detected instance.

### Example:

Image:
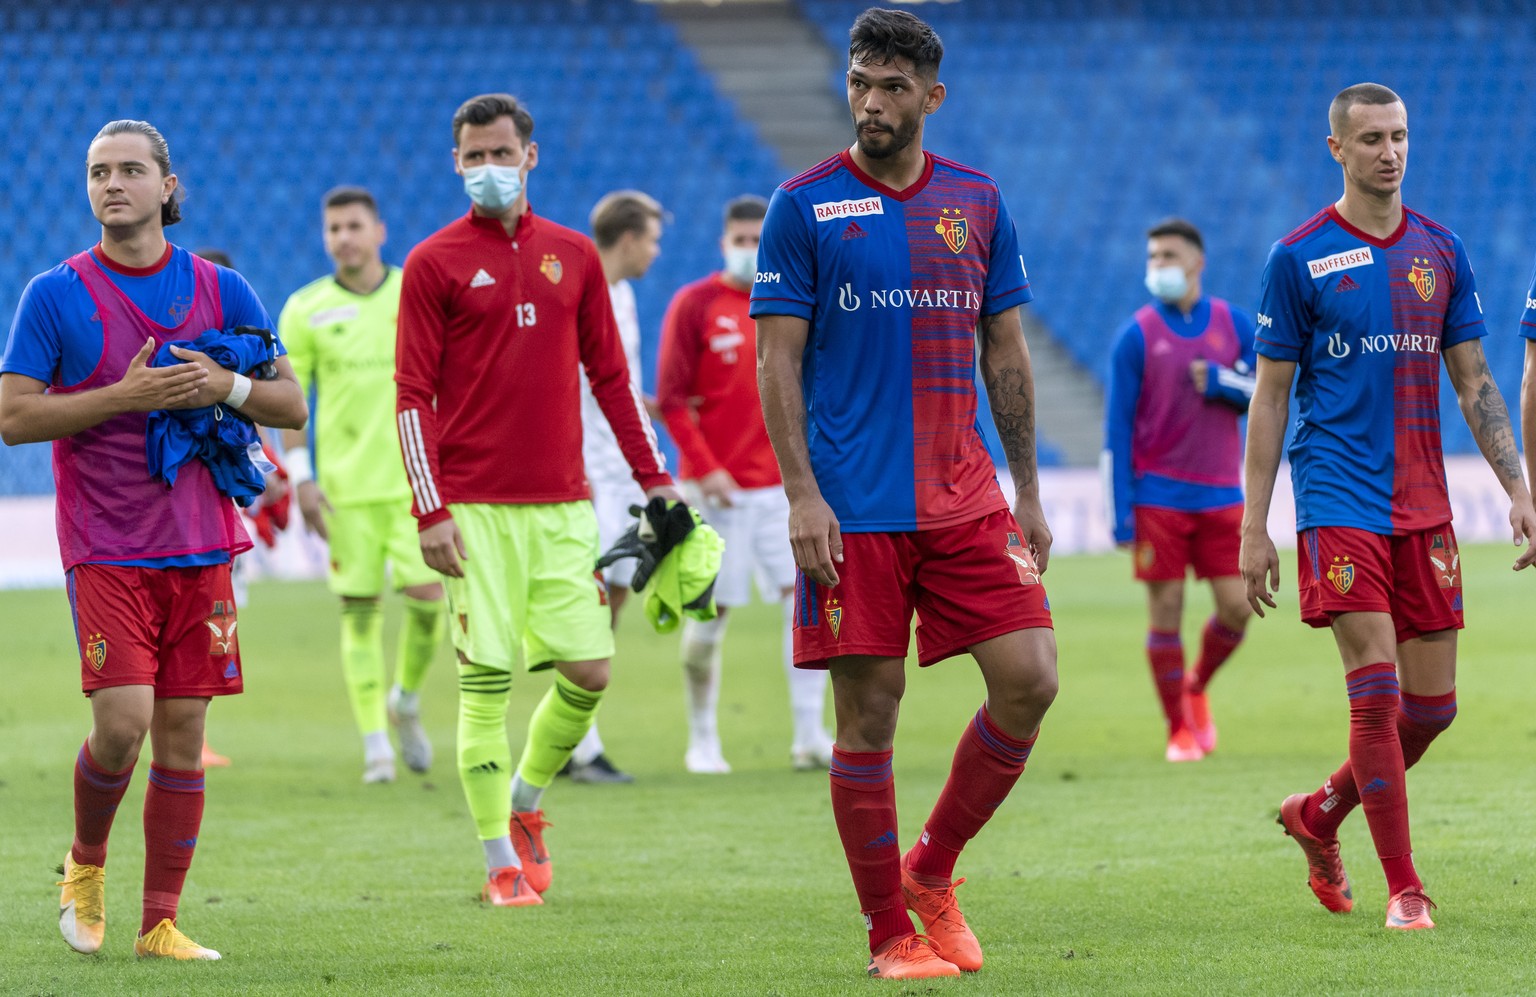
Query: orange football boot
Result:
<box><xmin>866</xmin><ymin>933</ymin><xmax>959</xmax><ymax>980</ymax></box>
<box><xmin>509</xmin><ymin>810</ymin><xmax>553</xmax><ymax>894</ymax></box>
<box><xmin>1277</xmin><ymin>793</ymin><xmax>1353</xmax><ymax>913</ymax></box>
<box><xmin>1385</xmin><ymin>889</ymin><xmax>1436</xmax><ymax>930</ymax></box>
<box><xmin>900</xmin><ymin>860</ymin><xmax>982</xmax><ymax>972</ymax></box>
<box><xmin>481</xmin><ymin>866</ymin><xmax>543</xmax><ymax>907</ymax></box>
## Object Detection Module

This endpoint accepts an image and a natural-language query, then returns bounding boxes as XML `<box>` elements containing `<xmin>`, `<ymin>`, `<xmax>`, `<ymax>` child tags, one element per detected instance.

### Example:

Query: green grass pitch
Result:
<box><xmin>2</xmin><ymin>547</ymin><xmax>1533</xmax><ymax>995</ymax></box>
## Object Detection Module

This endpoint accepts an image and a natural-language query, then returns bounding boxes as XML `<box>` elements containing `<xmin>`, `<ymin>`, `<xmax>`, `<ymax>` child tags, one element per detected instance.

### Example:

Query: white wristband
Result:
<box><xmin>286</xmin><ymin>446</ymin><xmax>314</xmax><ymax>485</ymax></box>
<box><xmin>224</xmin><ymin>372</ymin><xmax>253</xmax><ymax>409</ymax></box>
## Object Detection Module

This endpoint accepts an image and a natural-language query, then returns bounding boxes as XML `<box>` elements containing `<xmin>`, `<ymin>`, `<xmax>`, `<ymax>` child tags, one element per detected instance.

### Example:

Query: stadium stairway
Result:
<box><xmin>660</xmin><ymin>0</ymin><xmax>850</xmax><ymax>177</ymax></box>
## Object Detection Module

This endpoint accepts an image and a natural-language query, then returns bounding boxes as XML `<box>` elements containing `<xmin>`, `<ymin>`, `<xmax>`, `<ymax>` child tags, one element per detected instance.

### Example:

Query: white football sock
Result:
<box><xmin>681</xmin><ymin>613</ymin><xmax>729</xmax><ymax>746</ymax></box>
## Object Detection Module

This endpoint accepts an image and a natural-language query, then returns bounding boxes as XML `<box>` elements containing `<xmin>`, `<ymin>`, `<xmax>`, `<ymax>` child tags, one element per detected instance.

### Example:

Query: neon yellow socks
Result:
<box><xmin>396</xmin><ymin>596</ymin><xmax>444</xmax><ymax>694</ymax></box>
<box><xmin>457</xmin><ymin>663</ymin><xmax>513</xmax><ymax>840</ymax></box>
<box><xmin>516</xmin><ymin>675</ymin><xmax>603</xmax><ymax>794</ymax></box>
<box><xmin>339</xmin><ymin>599</ymin><xmax>387</xmax><ymax>738</ymax></box>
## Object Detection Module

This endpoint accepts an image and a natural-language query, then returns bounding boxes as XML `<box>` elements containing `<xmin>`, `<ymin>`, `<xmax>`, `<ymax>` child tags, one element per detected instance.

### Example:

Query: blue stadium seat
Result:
<box><xmin>0</xmin><ymin>0</ymin><xmax>789</xmax><ymax>494</ymax></box>
<box><xmin>3</xmin><ymin>0</ymin><xmax>1534</xmax><ymax>494</ymax></box>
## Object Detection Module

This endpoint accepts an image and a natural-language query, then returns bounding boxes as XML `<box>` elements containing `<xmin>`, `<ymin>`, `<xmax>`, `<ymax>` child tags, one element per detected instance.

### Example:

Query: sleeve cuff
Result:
<box><xmin>417</xmin><ymin>508</ymin><xmax>452</xmax><ymax>531</ymax></box>
<box><xmin>749</xmin><ymin>297</ymin><xmax>813</xmax><ymax>321</ymax></box>
<box><xmin>635</xmin><ymin>471</ymin><xmax>675</xmax><ymax>492</ymax></box>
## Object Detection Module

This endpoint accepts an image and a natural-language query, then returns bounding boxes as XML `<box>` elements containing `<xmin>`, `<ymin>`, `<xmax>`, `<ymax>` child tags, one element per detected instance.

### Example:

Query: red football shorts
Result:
<box><xmin>69</xmin><ymin>562</ymin><xmax>244</xmax><ymax>697</ymax></box>
<box><xmin>1132</xmin><ymin>504</ymin><xmax>1243</xmax><ymax>582</ymax></box>
<box><xmin>1297</xmin><ymin>524</ymin><xmax>1463</xmax><ymax>643</ymax></box>
<box><xmin>791</xmin><ymin>508</ymin><xmax>1053</xmax><ymax>668</ymax></box>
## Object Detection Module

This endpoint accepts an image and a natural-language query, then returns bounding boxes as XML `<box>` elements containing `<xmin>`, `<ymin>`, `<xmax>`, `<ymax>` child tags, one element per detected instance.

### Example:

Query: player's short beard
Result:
<box><xmin>855</xmin><ymin>117</ymin><xmax>919</xmax><ymax>160</ymax></box>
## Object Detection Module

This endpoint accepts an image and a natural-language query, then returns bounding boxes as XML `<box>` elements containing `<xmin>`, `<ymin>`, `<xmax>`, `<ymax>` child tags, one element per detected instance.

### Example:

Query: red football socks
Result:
<box><xmin>1189</xmin><ymin>616</ymin><xmax>1244</xmax><ymax>695</ymax></box>
<box><xmin>141</xmin><ymin>764</ymin><xmax>206</xmax><ymax>934</ymax></box>
<box><xmin>1340</xmin><ymin>664</ymin><xmax>1420</xmax><ymax>896</ymax></box>
<box><xmin>907</xmin><ymin>705</ymin><xmax>1037</xmax><ymax>883</ymax></box>
<box><xmin>1303</xmin><ymin>688</ymin><xmax>1456</xmax><ymax>840</ymax></box>
<box><xmin>71</xmin><ymin>740</ymin><xmax>135</xmax><ymax>868</ymax></box>
<box><xmin>1146</xmin><ymin>629</ymin><xmax>1187</xmax><ymax>733</ymax></box>
<box><xmin>829</xmin><ymin>748</ymin><xmax>909</xmax><ymax>952</ymax></box>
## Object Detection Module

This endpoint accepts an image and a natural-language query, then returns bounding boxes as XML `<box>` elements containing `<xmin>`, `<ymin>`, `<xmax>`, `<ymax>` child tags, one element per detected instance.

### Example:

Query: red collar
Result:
<box><xmin>1326</xmin><ymin>204</ymin><xmax>1408</xmax><ymax>248</ymax></box>
<box><xmin>92</xmin><ymin>241</ymin><xmax>173</xmax><ymax>276</ymax></box>
<box><xmin>840</xmin><ymin>149</ymin><xmax>933</xmax><ymax>201</ymax></box>
<box><xmin>466</xmin><ymin>206</ymin><xmax>537</xmax><ymax>240</ymax></box>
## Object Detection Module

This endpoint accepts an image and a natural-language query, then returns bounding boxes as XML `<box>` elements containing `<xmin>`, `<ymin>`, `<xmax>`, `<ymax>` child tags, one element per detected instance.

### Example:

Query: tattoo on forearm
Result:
<box><xmin>987</xmin><ymin>365</ymin><xmax>1037</xmax><ymax>489</ymax></box>
<box><xmin>1471</xmin><ymin>377</ymin><xmax>1523</xmax><ymax>484</ymax></box>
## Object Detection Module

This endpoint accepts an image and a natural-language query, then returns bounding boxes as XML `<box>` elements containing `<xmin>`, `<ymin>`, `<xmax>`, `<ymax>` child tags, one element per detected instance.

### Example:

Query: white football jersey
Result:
<box><xmin>581</xmin><ymin>278</ymin><xmax>644</xmax><ymax>489</ymax></box>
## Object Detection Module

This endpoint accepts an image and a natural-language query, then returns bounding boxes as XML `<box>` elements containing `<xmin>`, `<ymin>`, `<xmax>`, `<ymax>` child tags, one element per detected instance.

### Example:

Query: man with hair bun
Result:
<box><xmin>1</xmin><ymin>119</ymin><xmax>306</xmax><ymax>960</ymax></box>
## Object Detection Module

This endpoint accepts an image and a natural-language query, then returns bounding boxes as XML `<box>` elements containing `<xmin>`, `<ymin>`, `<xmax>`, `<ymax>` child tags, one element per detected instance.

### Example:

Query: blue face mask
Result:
<box><xmin>1144</xmin><ymin>264</ymin><xmax>1189</xmax><ymax>304</ymax></box>
<box><xmin>463</xmin><ymin>162</ymin><xmax>525</xmax><ymax>214</ymax></box>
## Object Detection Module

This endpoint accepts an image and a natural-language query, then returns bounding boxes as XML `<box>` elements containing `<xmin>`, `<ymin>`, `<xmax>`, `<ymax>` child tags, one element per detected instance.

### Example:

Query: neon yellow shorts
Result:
<box><xmin>325</xmin><ymin>499</ymin><xmax>440</xmax><ymax>597</ymax></box>
<box><xmin>444</xmin><ymin>502</ymin><xmax>614</xmax><ymax>672</ymax></box>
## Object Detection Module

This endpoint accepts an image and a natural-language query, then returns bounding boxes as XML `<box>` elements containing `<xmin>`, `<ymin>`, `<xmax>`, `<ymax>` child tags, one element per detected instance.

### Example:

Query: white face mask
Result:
<box><xmin>723</xmin><ymin>246</ymin><xmax>757</xmax><ymax>285</ymax></box>
<box><xmin>1145</xmin><ymin>264</ymin><xmax>1189</xmax><ymax>304</ymax></box>
<box><xmin>462</xmin><ymin>162</ymin><xmax>525</xmax><ymax>214</ymax></box>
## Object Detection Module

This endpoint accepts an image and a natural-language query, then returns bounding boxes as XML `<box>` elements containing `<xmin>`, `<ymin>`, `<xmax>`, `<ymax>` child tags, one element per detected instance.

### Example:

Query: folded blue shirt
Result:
<box><xmin>145</xmin><ymin>328</ymin><xmax>277</xmax><ymax>508</ymax></box>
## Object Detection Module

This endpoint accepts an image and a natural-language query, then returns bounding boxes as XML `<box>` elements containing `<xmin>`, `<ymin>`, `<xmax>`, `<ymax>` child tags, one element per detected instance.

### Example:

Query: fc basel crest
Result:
<box><xmin>934</xmin><ymin>208</ymin><xmax>968</xmax><ymax>254</ymax></box>
<box><xmin>1429</xmin><ymin>533</ymin><xmax>1460</xmax><ymax>589</ymax></box>
<box><xmin>1327</xmin><ymin>556</ymin><xmax>1354</xmax><ymax>595</ymax></box>
<box><xmin>1005</xmin><ymin>532</ymin><xmax>1041</xmax><ymax>585</ymax></box>
<box><xmin>1406</xmin><ymin>257</ymin><xmax>1436</xmax><ymax>302</ymax></box>
<box><xmin>540</xmin><ymin>253</ymin><xmax>563</xmax><ymax>285</ymax></box>
<box><xmin>85</xmin><ymin>633</ymin><xmax>107</xmax><ymax>671</ymax></box>
<box><xmin>825</xmin><ymin>597</ymin><xmax>843</xmax><ymax>640</ymax></box>
<box><xmin>206</xmin><ymin>600</ymin><xmax>237</xmax><ymax>655</ymax></box>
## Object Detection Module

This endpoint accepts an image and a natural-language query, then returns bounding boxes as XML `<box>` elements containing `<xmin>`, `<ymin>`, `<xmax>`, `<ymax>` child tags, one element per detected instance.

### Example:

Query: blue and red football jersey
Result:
<box><xmin>750</xmin><ymin>150</ymin><xmax>1032</xmax><ymax>532</ymax></box>
<box><xmin>3</xmin><ymin>243</ymin><xmax>276</xmax><ymax>387</ymax></box>
<box><xmin>1255</xmin><ymin>205</ymin><xmax>1486</xmax><ymax>535</ymax></box>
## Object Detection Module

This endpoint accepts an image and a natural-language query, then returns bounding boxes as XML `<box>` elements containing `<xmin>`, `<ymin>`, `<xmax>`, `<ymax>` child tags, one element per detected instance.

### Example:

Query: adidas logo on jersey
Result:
<box><xmin>842</xmin><ymin>221</ymin><xmax>868</xmax><ymax>240</ymax></box>
<box><xmin>1336</xmin><ymin>275</ymin><xmax>1361</xmax><ymax>293</ymax></box>
<box><xmin>470</xmin><ymin>269</ymin><xmax>496</xmax><ymax>288</ymax></box>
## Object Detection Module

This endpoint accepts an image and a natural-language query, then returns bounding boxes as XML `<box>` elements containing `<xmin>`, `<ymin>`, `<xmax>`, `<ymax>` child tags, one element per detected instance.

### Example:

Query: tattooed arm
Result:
<box><xmin>1444</xmin><ymin>339</ymin><xmax>1536</xmax><ymax>570</ymax></box>
<box><xmin>979</xmin><ymin>305</ymin><xmax>1053</xmax><ymax>571</ymax></box>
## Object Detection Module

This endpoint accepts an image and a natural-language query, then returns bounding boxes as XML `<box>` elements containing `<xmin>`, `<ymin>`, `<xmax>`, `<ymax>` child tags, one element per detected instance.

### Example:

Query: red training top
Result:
<box><xmin>396</xmin><ymin>209</ymin><xmax>670</xmax><ymax>529</ymax></box>
<box><xmin>656</xmin><ymin>273</ymin><xmax>781</xmax><ymax>489</ymax></box>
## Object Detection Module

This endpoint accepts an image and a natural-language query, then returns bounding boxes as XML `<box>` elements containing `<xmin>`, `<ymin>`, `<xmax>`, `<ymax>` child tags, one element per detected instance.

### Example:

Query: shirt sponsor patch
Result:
<box><xmin>1306</xmin><ymin>247</ymin><xmax>1374</xmax><ymax>279</ymax></box>
<box><xmin>309</xmin><ymin>305</ymin><xmax>359</xmax><ymax>326</ymax></box>
<box><xmin>812</xmin><ymin>197</ymin><xmax>883</xmax><ymax>222</ymax></box>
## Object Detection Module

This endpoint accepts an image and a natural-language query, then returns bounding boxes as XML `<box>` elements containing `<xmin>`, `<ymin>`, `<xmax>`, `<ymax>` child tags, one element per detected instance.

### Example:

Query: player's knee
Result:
<box><xmin>1018</xmin><ymin>665</ymin><xmax>1059</xmax><ymax>713</ymax></box>
<box><xmin>836</xmin><ymin>712</ymin><xmax>898</xmax><ymax>752</ymax></box>
<box><xmin>990</xmin><ymin>658</ymin><xmax>1058</xmax><ymax>719</ymax></box>
<box><xmin>1214</xmin><ymin>599</ymin><xmax>1252</xmax><ymax>632</ymax></box>
<box><xmin>559</xmin><ymin>660</ymin><xmax>610</xmax><ymax>693</ymax></box>
<box><xmin>89</xmin><ymin>722</ymin><xmax>147</xmax><ymax>768</ymax></box>
<box><xmin>832</xmin><ymin>692</ymin><xmax>901</xmax><ymax>749</ymax></box>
